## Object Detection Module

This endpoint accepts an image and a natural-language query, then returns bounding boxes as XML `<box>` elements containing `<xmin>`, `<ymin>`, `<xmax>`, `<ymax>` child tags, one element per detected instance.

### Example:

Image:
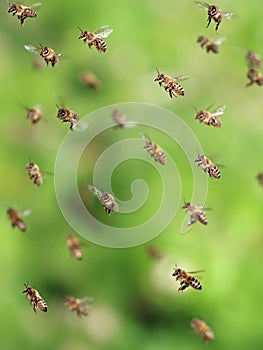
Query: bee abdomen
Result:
<box><xmin>16</xmin><ymin>219</ymin><xmax>26</xmax><ymax>232</ymax></box>
<box><xmin>209</xmin><ymin>166</ymin><xmax>221</xmax><ymax>179</ymax></box>
<box><xmin>198</xmin><ymin>213</ymin><xmax>208</xmax><ymax>225</ymax></box>
<box><xmin>189</xmin><ymin>277</ymin><xmax>202</xmax><ymax>290</ymax></box>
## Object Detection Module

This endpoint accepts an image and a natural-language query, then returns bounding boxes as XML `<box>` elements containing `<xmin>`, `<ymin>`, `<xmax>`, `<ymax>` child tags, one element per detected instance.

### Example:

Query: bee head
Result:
<box><xmin>196</xmin><ymin>36</ymin><xmax>205</xmax><ymax>43</ymax></box>
<box><xmin>172</xmin><ymin>267</ymin><xmax>181</xmax><ymax>277</ymax></box>
<box><xmin>40</xmin><ymin>46</ymin><xmax>50</xmax><ymax>57</ymax></box>
<box><xmin>182</xmin><ymin>202</ymin><xmax>190</xmax><ymax>210</ymax></box>
<box><xmin>208</xmin><ymin>5</ymin><xmax>218</xmax><ymax>16</ymax></box>
<box><xmin>195</xmin><ymin>154</ymin><xmax>204</xmax><ymax>163</ymax></box>
<box><xmin>25</xmin><ymin>162</ymin><xmax>35</xmax><ymax>170</ymax></box>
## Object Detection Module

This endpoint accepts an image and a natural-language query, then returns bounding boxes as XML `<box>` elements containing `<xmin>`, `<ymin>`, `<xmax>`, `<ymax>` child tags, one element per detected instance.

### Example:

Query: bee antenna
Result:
<box><xmin>193</xmin><ymin>106</ymin><xmax>198</xmax><ymax>112</ymax></box>
<box><xmin>39</xmin><ymin>43</ymin><xmax>43</xmax><ymax>48</ymax></box>
<box><xmin>156</xmin><ymin>67</ymin><xmax>160</xmax><ymax>74</ymax></box>
<box><xmin>56</xmin><ymin>104</ymin><xmax>60</xmax><ymax>110</ymax></box>
<box><xmin>77</xmin><ymin>26</ymin><xmax>83</xmax><ymax>32</ymax></box>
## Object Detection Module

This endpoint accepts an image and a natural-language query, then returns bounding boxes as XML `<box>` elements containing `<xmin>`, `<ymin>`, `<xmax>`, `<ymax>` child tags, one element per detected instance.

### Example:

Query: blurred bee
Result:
<box><xmin>7</xmin><ymin>2</ymin><xmax>41</xmax><ymax>26</ymax></box>
<box><xmin>197</xmin><ymin>36</ymin><xmax>225</xmax><ymax>54</ymax></box>
<box><xmin>112</xmin><ymin>109</ymin><xmax>136</xmax><ymax>129</ymax></box>
<box><xmin>142</xmin><ymin>134</ymin><xmax>167</xmax><ymax>165</ymax></box>
<box><xmin>195</xmin><ymin>154</ymin><xmax>221</xmax><ymax>179</ymax></box>
<box><xmin>194</xmin><ymin>2</ymin><xmax>234</xmax><ymax>33</ymax></box>
<box><xmin>246</xmin><ymin>68</ymin><xmax>263</xmax><ymax>87</ymax></box>
<box><xmin>191</xmin><ymin>318</ymin><xmax>215</xmax><ymax>343</ymax></box>
<box><xmin>154</xmin><ymin>68</ymin><xmax>189</xmax><ymax>98</ymax></box>
<box><xmin>194</xmin><ymin>105</ymin><xmax>225</xmax><ymax>127</ymax></box>
<box><xmin>88</xmin><ymin>185</ymin><xmax>118</xmax><ymax>214</ymax></box>
<box><xmin>25</xmin><ymin>106</ymin><xmax>43</xmax><ymax>125</ymax></box>
<box><xmin>24</xmin><ymin>44</ymin><xmax>62</xmax><ymax>67</ymax></box>
<box><xmin>78</xmin><ymin>25</ymin><xmax>113</xmax><ymax>53</ymax></box>
<box><xmin>66</xmin><ymin>234</ymin><xmax>83</xmax><ymax>260</ymax></box>
<box><xmin>182</xmin><ymin>202</ymin><xmax>208</xmax><ymax>226</ymax></box>
<box><xmin>25</xmin><ymin>162</ymin><xmax>42</xmax><ymax>186</ymax></box>
<box><xmin>22</xmin><ymin>283</ymin><xmax>47</xmax><ymax>313</ymax></box>
<box><xmin>256</xmin><ymin>172</ymin><xmax>263</xmax><ymax>186</ymax></box>
<box><xmin>79</xmin><ymin>72</ymin><xmax>101</xmax><ymax>90</ymax></box>
<box><xmin>6</xmin><ymin>207</ymin><xmax>30</xmax><ymax>232</ymax></box>
<box><xmin>172</xmin><ymin>265</ymin><xmax>203</xmax><ymax>292</ymax></box>
<box><xmin>64</xmin><ymin>295</ymin><xmax>92</xmax><ymax>317</ymax></box>
<box><xmin>146</xmin><ymin>245</ymin><xmax>163</xmax><ymax>261</ymax></box>
<box><xmin>242</xmin><ymin>50</ymin><xmax>261</xmax><ymax>68</ymax></box>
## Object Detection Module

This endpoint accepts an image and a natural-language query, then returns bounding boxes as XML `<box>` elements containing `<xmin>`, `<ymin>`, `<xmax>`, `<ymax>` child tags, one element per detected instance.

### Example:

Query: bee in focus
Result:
<box><xmin>25</xmin><ymin>162</ymin><xmax>43</xmax><ymax>186</ymax></box>
<box><xmin>22</xmin><ymin>282</ymin><xmax>47</xmax><ymax>313</ymax></box>
<box><xmin>197</xmin><ymin>36</ymin><xmax>225</xmax><ymax>54</ymax></box>
<box><xmin>66</xmin><ymin>234</ymin><xmax>83</xmax><ymax>260</ymax></box>
<box><xmin>88</xmin><ymin>185</ymin><xmax>118</xmax><ymax>215</ymax></box>
<box><xmin>256</xmin><ymin>172</ymin><xmax>263</xmax><ymax>186</ymax></box>
<box><xmin>24</xmin><ymin>44</ymin><xmax>62</xmax><ymax>67</ymax></box>
<box><xmin>24</xmin><ymin>106</ymin><xmax>43</xmax><ymax>125</ymax></box>
<box><xmin>246</xmin><ymin>68</ymin><xmax>263</xmax><ymax>87</ymax></box>
<box><xmin>56</xmin><ymin>103</ymin><xmax>79</xmax><ymax>131</ymax></box>
<box><xmin>79</xmin><ymin>72</ymin><xmax>101</xmax><ymax>90</ymax></box>
<box><xmin>6</xmin><ymin>207</ymin><xmax>30</xmax><ymax>232</ymax></box>
<box><xmin>195</xmin><ymin>154</ymin><xmax>221</xmax><ymax>179</ymax></box>
<box><xmin>194</xmin><ymin>2</ymin><xmax>234</xmax><ymax>33</ymax></box>
<box><xmin>194</xmin><ymin>105</ymin><xmax>226</xmax><ymax>127</ymax></box>
<box><xmin>172</xmin><ymin>265</ymin><xmax>203</xmax><ymax>292</ymax></box>
<box><xmin>64</xmin><ymin>295</ymin><xmax>92</xmax><ymax>317</ymax></box>
<box><xmin>78</xmin><ymin>25</ymin><xmax>113</xmax><ymax>53</ymax></box>
<box><xmin>191</xmin><ymin>318</ymin><xmax>215</xmax><ymax>343</ymax></box>
<box><xmin>146</xmin><ymin>245</ymin><xmax>163</xmax><ymax>261</ymax></box>
<box><xmin>154</xmin><ymin>68</ymin><xmax>189</xmax><ymax>98</ymax></box>
<box><xmin>182</xmin><ymin>202</ymin><xmax>208</xmax><ymax>226</ymax></box>
<box><xmin>112</xmin><ymin>109</ymin><xmax>136</xmax><ymax>129</ymax></box>
<box><xmin>7</xmin><ymin>2</ymin><xmax>41</xmax><ymax>26</ymax></box>
<box><xmin>142</xmin><ymin>134</ymin><xmax>167</xmax><ymax>165</ymax></box>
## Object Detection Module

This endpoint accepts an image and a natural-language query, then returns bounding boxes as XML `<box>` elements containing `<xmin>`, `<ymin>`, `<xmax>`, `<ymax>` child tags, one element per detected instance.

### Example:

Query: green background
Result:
<box><xmin>1</xmin><ymin>0</ymin><xmax>263</xmax><ymax>349</ymax></box>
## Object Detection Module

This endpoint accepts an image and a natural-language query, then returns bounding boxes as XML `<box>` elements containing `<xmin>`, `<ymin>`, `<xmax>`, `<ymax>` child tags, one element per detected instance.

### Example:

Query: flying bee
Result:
<box><xmin>194</xmin><ymin>2</ymin><xmax>234</xmax><ymax>33</ymax></box>
<box><xmin>154</xmin><ymin>68</ymin><xmax>189</xmax><ymax>98</ymax></box>
<box><xmin>194</xmin><ymin>105</ymin><xmax>226</xmax><ymax>127</ymax></box>
<box><xmin>64</xmin><ymin>295</ymin><xmax>92</xmax><ymax>317</ymax></box>
<box><xmin>56</xmin><ymin>104</ymin><xmax>79</xmax><ymax>131</ymax></box>
<box><xmin>22</xmin><ymin>283</ymin><xmax>47</xmax><ymax>313</ymax></box>
<box><xmin>6</xmin><ymin>207</ymin><xmax>30</xmax><ymax>232</ymax></box>
<box><xmin>182</xmin><ymin>201</ymin><xmax>208</xmax><ymax>226</ymax></box>
<box><xmin>25</xmin><ymin>162</ymin><xmax>42</xmax><ymax>186</ymax></box>
<box><xmin>142</xmin><ymin>134</ymin><xmax>167</xmax><ymax>165</ymax></box>
<box><xmin>241</xmin><ymin>49</ymin><xmax>261</xmax><ymax>68</ymax></box>
<box><xmin>146</xmin><ymin>245</ymin><xmax>163</xmax><ymax>261</ymax></box>
<box><xmin>88</xmin><ymin>185</ymin><xmax>118</xmax><ymax>214</ymax></box>
<box><xmin>79</xmin><ymin>72</ymin><xmax>101</xmax><ymax>90</ymax></box>
<box><xmin>66</xmin><ymin>234</ymin><xmax>83</xmax><ymax>260</ymax></box>
<box><xmin>172</xmin><ymin>265</ymin><xmax>203</xmax><ymax>292</ymax></box>
<box><xmin>195</xmin><ymin>154</ymin><xmax>221</xmax><ymax>179</ymax></box>
<box><xmin>24</xmin><ymin>106</ymin><xmax>43</xmax><ymax>125</ymax></box>
<box><xmin>7</xmin><ymin>2</ymin><xmax>41</xmax><ymax>26</ymax></box>
<box><xmin>191</xmin><ymin>318</ymin><xmax>215</xmax><ymax>343</ymax></box>
<box><xmin>197</xmin><ymin>36</ymin><xmax>225</xmax><ymax>54</ymax></box>
<box><xmin>256</xmin><ymin>172</ymin><xmax>263</xmax><ymax>186</ymax></box>
<box><xmin>246</xmin><ymin>68</ymin><xmax>263</xmax><ymax>87</ymax></box>
<box><xmin>24</xmin><ymin>44</ymin><xmax>62</xmax><ymax>67</ymax></box>
<box><xmin>78</xmin><ymin>25</ymin><xmax>113</xmax><ymax>53</ymax></box>
<box><xmin>112</xmin><ymin>109</ymin><xmax>136</xmax><ymax>129</ymax></box>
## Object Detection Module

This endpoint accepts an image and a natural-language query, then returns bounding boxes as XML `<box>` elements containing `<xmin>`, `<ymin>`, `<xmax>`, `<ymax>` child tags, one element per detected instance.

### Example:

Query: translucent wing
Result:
<box><xmin>173</xmin><ymin>76</ymin><xmax>190</xmax><ymax>82</ymax></box>
<box><xmin>222</xmin><ymin>12</ymin><xmax>234</xmax><ymax>20</ymax></box>
<box><xmin>123</xmin><ymin>121</ymin><xmax>136</xmax><ymax>128</ymax></box>
<box><xmin>188</xmin><ymin>270</ymin><xmax>205</xmax><ymax>274</ymax></box>
<box><xmin>212</xmin><ymin>105</ymin><xmax>226</xmax><ymax>116</ymax></box>
<box><xmin>194</xmin><ymin>1</ymin><xmax>210</xmax><ymax>10</ymax></box>
<box><xmin>72</xmin><ymin>120</ymin><xmax>89</xmax><ymax>132</ymax></box>
<box><xmin>32</xmin><ymin>2</ymin><xmax>42</xmax><ymax>8</ymax></box>
<box><xmin>21</xmin><ymin>209</ymin><xmax>32</xmax><ymax>217</ymax></box>
<box><xmin>95</xmin><ymin>25</ymin><xmax>113</xmax><ymax>38</ymax></box>
<box><xmin>214</xmin><ymin>37</ymin><xmax>226</xmax><ymax>46</ymax></box>
<box><xmin>88</xmin><ymin>185</ymin><xmax>102</xmax><ymax>198</ymax></box>
<box><xmin>80</xmin><ymin>296</ymin><xmax>93</xmax><ymax>304</ymax></box>
<box><xmin>24</xmin><ymin>45</ymin><xmax>39</xmax><ymax>55</ymax></box>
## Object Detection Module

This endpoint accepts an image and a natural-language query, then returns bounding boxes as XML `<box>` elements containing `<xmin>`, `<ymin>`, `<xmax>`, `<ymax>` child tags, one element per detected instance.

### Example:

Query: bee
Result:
<box><xmin>64</xmin><ymin>296</ymin><xmax>92</xmax><ymax>317</ymax></box>
<box><xmin>194</xmin><ymin>105</ymin><xmax>225</xmax><ymax>127</ymax></box>
<box><xmin>56</xmin><ymin>104</ymin><xmax>79</xmax><ymax>131</ymax></box>
<box><xmin>146</xmin><ymin>245</ymin><xmax>163</xmax><ymax>261</ymax></box>
<box><xmin>79</xmin><ymin>72</ymin><xmax>101</xmax><ymax>90</ymax></box>
<box><xmin>197</xmin><ymin>36</ymin><xmax>225</xmax><ymax>54</ymax></box>
<box><xmin>182</xmin><ymin>201</ymin><xmax>208</xmax><ymax>226</ymax></box>
<box><xmin>25</xmin><ymin>106</ymin><xmax>43</xmax><ymax>125</ymax></box>
<box><xmin>112</xmin><ymin>109</ymin><xmax>136</xmax><ymax>129</ymax></box>
<box><xmin>22</xmin><ymin>283</ymin><xmax>47</xmax><ymax>313</ymax></box>
<box><xmin>195</xmin><ymin>154</ymin><xmax>221</xmax><ymax>179</ymax></box>
<box><xmin>154</xmin><ymin>68</ymin><xmax>188</xmax><ymax>98</ymax></box>
<box><xmin>256</xmin><ymin>172</ymin><xmax>263</xmax><ymax>186</ymax></box>
<box><xmin>25</xmin><ymin>162</ymin><xmax>43</xmax><ymax>186</ymax></box>
<box><xmin>246</xmin><ymin>68</ymin><xmax>263</xmax><ymax>87</ymax></box>
<box><xmin>24</xmin><ymin>44</ymin><xmax>62</xmax><ymax>67</ymax></box>
<box><xmin>194</xmin><ymin>2</ymin><xmax>234</xmax><ymax>33</ymax></box>
<box><xmin>172</xmin><ymin>265</ymin><xmax>203</xmax><ymax>292</ymax></box>
<box><xmin>142</xmin><ymin>134</ymin><xmax>167</xmax><ymax>165</ymax></box>
<box><xmin>78</xmin><ymin>25</ymin><xmax>113</xmax><ymax>53</ymax></box>
<box><xmin>6</xmin><ymin>207</ymin><xmax>30</xmax><ymax>232</ymax></box>
<box><xmin>191</xmin><ymin>318</ymin><xmax>215</xmax><ymax>343</ymax></box>
<box><xmin>88</xmin><ymin>185</ymin><xmax>118</xmax><ymax>214</ymax></box>
<box><xmin>243</xmin><ymin>50</ymin><xmax>261</xmax><ymax>68</ymax></box>
<box><xmin>66</xmin><ymin>234</ymin><xmax>83</xmax><ymax>260</ymax></box>
<box><xmin>7</xmin><ymin>2</ymin><xmax>41</xmax><ymax>26</ymax></box>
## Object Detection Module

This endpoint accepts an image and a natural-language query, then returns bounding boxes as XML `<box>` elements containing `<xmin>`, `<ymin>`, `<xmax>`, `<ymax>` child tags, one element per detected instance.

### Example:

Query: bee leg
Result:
<box><xmin>215</xmin><ymin>21</ymin><xmax>220</xmax><ymax>33</ymax></box>
<box><xmin>206</xmin><ymin>16</ymin><xmax>212</xmax><ymax>28</ymax></box>
<box><xmin>70</xmin><ymin>122</ymin><xmax>74</xmax><ymax>131</ymax></box>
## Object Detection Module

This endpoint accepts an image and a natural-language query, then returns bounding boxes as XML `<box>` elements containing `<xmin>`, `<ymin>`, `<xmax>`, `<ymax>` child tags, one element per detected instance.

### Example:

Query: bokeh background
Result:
<box><xmin>1</xmin><ymin>0</ymin><xmax>263</xmax><ymax>349</ymax></box>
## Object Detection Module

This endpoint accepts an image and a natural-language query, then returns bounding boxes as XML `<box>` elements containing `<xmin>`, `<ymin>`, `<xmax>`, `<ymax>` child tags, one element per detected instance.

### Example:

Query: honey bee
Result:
<box><xmin>182</xmin><ymin>202</ymin><xmax>208</xmax><ymax>226</ymax></box>
<box><xmin>191</xmin><ymin>318</ymin><xmax>215</xmax><ymax>343</ymax></box>
<box><xmin>88</xmin><ymin>185</ymin><xmax>118</xmax><ymax>214</ymax></box>
<box><xmin>22</xmin><ymin>283</ymin><xmax>47</xmax><ymax>313</ymax></box>
<box><xmin>172</xmin><ymin>265</ymin><xmax>203</xmax><ymax>292</ymax></box>
<box><xmin>78</xmin><ymin>25</ymin><xmax>113</xmax><ymax>53</ymax></box>
<box><xmin>194</xmin><ymin>105</ymin><xmax>225</xmax><ymax>127</ymax></box>
<box><xmin>79</xmin><ymin>72</ymin><xmax>101</xmax><ymax>90</ymax></box>
<box><xmin>146</xmin><ymin>245</ymin><xmax>163</xmax><ymax>261</ymax></box>
<box><xmin>195</xmin><ymin>154</ymin><xmax>221</xmax><ymax>179</ymax></box>
<box><xmin>56</xmin><ymin>104</ymin><xmax>79</xmax><ymax>131</ymax></box>
<box><xmin>66</xmin><ymin>234</ymin><xmax>83</xmax><ymax>260</ymax></box>
<box><xmin>243</xmin><ymin>50</ymin><xmax>261</xmax><ymax>68</ymax></box>
<box><xmin>64</xmin><ymin>295</ymin><xmax>92</xmax><ymax>317</ymax></box>
<box><xmin>25</xmin><ymin>162</ymin><xmax>43</xmax><ymax>186</ymax></box>
<box><xmin>197</xmin><ymin>36</ymin><xmax>225</xmax><ymax>54</ymax></box>
<box><xmin>25</xmin><ymin>106</ymin><xmax>43</xmax><ymax>125</ymax></box>
<box><xmin>256</xmin><ymin>172</ymin><xmax>263</xmax><ymax>186</ymax></box>
<box><xmin>195</xmin><ymin>2</ymin><xmax>234</xmax><ymax>33</ymax></box>
<box><xmin>142</xmin><ymin>134</ymin><xmax>167</xmax><ymax>165</ymax></box>
<box><xmin>246</xmin><ymin>68</ymin><xmax>263</xmax><ymax>87</ymax></box>
<box><xmin>112</xmin><ymin>109</ymin><xmax>136</xmax><ymax>129</ymax></box>
<box><xmin>6</xmin><ymin>207</ymin><xmax>30</xmax><ymax>232</ymax></box>
<box><xmin>24</xmin><ymin>44</ymin><xmax>62</xmax><ymax>67</ymax></box>
<box><xmin>7</xmin><ymin>2</ymin><xmax>41</xmax><ymax>26</ymax></box>
<box><xmin>154</xmin><ymin>68</ymin><xmax>188</xmax><ymax>98</ymax></box>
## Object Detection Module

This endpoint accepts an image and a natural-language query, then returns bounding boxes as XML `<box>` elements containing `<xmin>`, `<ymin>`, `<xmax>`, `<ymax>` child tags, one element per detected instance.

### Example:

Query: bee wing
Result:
<box><xmin>213</xmin><ymin>37</ymin><xmax>226</xmax><ymax>46</ymax></box>
<box><xmin>21</xmin><ymin>209</ymin><xmax>32</xmax><ymax>217</ymax></box>
<box><xmin>95</xmin><ymin>26</ymin><xmax>113</xmax><ymax>38</ymax></box>
<box><xmin>80</xmin><ymin>296</ymin><xmax>93</xmax><ymax>304</ymax></box>
<box><xmin>194</xmin><ymin>1</ymin><xmax>210</xmax><ymax>10</ymax></box>
<box><xmin>173</xmin><ymin>76</ymin><xmax>189</xmax><ymax>82</ymax></box>
<box><xmin>32</xmin><ymin>2</ymin><xmax>42</xmax><ymax>8</ymax></box>
<box><xmin>88</xmin><ymin>185</ymin><xmax>102</xmax><ymax>198</ymax></box>
<box><xmin>72</xmin><ymin>120</ymin><xmax>89</xmax><ymax>132</ymax></box>
<box><xmin>211</xmin><ymin>105</ymin><xmax>226</xmax><ymax>116</ymax></box>
<box><xmin>24</xmin><ymin>45</ymin><xmax>39</xmax><ymax>55</ymax></box>
<box><xmin>188</xmin><ymin>270</ymin><xmax>205</xmax><ymax>274</ymax></box>
<box><xmin>123</xmin><ymin>121</ymin><xmax>136</xmax><ymax>128</ymax></box>
<box><xmin>222</xmin><ymin>12</ymin><xmax>234</xmax><ymax>20</ymax></box>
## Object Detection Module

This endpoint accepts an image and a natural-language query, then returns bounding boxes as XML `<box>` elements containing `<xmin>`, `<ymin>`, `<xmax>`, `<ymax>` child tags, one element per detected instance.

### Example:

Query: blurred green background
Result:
<box><xmin>1</xmin><ymin>0</ymin><xmax>263</xmax><ymax>349</ymax></box>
